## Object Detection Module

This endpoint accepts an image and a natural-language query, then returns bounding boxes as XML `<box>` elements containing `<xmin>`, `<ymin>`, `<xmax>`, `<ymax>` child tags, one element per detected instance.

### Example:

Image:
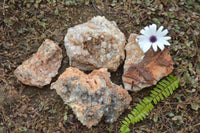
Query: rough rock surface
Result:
<box><xmin>51</xmin><ymin>67</ymin><xmax>131</xmax><ymax>128</ymax></box>
<box><xmin>14</xmin><ymin>39</ymin><xmax>63</xmax><ymax>88</ymax></box>
<box><xmin>64</xmin><ymin>16</ymin><xmax>126</xmax><ymax>71</ymax></box>
<box><xmin>123</xmin><ymin>33</ymin><xmax>174</xmax><ymax>92</ymax></box>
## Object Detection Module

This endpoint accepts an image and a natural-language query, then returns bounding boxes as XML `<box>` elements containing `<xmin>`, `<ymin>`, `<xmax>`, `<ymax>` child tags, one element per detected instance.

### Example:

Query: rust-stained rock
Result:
<box><xmin>123</xmin><ymin>33</ymin><xmax>145</xmax><ymax>74</ymax></box>
<box><xmin>123</xmin><ymin>33</ymin><xmax>174</xmax><ymax>92</ymax></box>
<box><xmin>64</xmin><ymin>16</ymin><xmax>126</xmax><ymax>71</ymax></box>
<box><xmin>14</xmin><ymin>39</ymin><xmax>63</xmax><ymax>88</ymax></box>
<box><xmin>51</xmin><ymin>67</ymin><xmax>131</xmax><ymax>128</ymax></box>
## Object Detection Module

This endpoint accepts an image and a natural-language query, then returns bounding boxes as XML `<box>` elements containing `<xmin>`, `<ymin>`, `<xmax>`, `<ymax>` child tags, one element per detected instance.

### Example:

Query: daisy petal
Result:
<box><xmin>139</xmin><ymin>44</ymin><xmax>145</xmax><ymax>51</ymax></box>
<box><xmin>137</xmin><ymin>35</ymin><xmax>146</xmax><ymax>41</ymax></box>
<box><xmin>142</xmin><ymin>43</ymin><xmax>151</xmax><ymax>53</ymax></box>
<box><xmin>162</xmin><ymin>36</ymin><xmax>171</xmax><ymax>41</ymax></box>
<box><xmin>157</xmin><ymin>26</ymin><xmax>164</xmax><ymax>33</ymax></box>
<box><xmin>138</xmin><ymin>36</ymin><xmax>149</xmax><ymax>44</ymax></box>
<box><xmin>144</xmin><ymin>26</ymin><xmax>149</xmax><ymax>31</ymax></box>
<box><xmin>163</xmin><ymin>40</ymin><xmax>170</xmax><ymax>46</ymax></box>
<box><xmin>140</xmin><ymin>29</ymin><xmax>146</xmax><ymax>34</ymax></box>
<box><xmin>157</xmin><ymin>43</ymin><xmax>165</xmax><ymax>51</ymax></box>
<box><xmin>159</xmin><ymin>39</ymin><xmax>170</xmax><ymax>46</ymax></box>
<box><xmin>159</xmin><ymin>29</ymin><xmax>168</xmax><ymax>37</ymax></box>
<box><xmin>139</xmin><ymin>43</ymin><xmax>147</xmax><ymax>51</ymax></box>
<box><xmin>138</xmin><ymin>42</ymin><xmax>143</xmax><ymax>47</ymax></box>
<box><xmin>138</xmin><ymin>40</ymin><xmax>148</xmax><ymax>47</ymax></box>
<box><xmin>140</xmin><ymin>26</ymin><xmax>149</xmax><ymax>34</ymax></box>
<box><xmin>152</xmin><ymin>43</ymin><xmax>157</xmax><ymax>52</ymax></box>
<box><xmin>142</xmin><ymin>26</ymin><xmax>152</xmax><ymax>37</ymax></box>
<box><xmin>149</xmin><ymin>24</ymin><xmax>157</xmax><ymax>34</ymax></box>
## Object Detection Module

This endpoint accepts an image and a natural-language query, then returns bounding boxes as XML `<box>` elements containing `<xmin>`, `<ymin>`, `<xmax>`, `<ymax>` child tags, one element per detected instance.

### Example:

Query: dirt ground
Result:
<box><xmin>0</xmin><ymin>1</ymin><xmax>199</xmax><ymax>133</ymax></box>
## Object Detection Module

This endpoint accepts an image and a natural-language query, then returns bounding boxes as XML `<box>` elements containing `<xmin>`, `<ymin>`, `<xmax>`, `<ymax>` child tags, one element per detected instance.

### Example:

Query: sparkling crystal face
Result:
<box><xmin>149</xmin><ymin>35</ymin><xmax>157</xmax><ymax>43</ymax></box>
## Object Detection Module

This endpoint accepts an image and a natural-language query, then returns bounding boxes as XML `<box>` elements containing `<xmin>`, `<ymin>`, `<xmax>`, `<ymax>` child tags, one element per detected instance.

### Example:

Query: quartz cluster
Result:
<box><xmin>64</xmin><ymin>16</ymin><xmax>126</xmax><ymax>71</ymax></box>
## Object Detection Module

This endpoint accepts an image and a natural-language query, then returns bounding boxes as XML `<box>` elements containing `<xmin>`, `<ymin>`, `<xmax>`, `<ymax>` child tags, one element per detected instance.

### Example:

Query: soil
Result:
<box><xmin>0</xmin><ymin>1</ymin><xmax>199</xmax><ymax>133</ymax></box>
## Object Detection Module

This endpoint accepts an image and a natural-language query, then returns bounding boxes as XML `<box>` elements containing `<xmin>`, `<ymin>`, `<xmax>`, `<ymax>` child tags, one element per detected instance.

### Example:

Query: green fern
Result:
<box><xmin>150</xmin><ymin>75</ymin><xmax>179</xmax><ymax>105</ymax></box>
<box><xmin>120</xmin><ymin>75</ymin><xmax>180</xmax><ymax>133</ymax></box>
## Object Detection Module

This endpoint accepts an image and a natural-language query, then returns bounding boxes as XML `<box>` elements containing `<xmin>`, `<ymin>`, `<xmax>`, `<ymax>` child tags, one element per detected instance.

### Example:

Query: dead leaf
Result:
<box><xmin>185</xmin><ymin>89</ymin><xmax>196</xmax><ymax>93</ymax></box>
<box><xmin>172</xmin><ymin>115</ymin><xmax>183</xmax><ymax>123</ymax></box>
<box><xmin>191</xmin><ymin>103</ymin><xmax>199</xmax><ymax>111</ymax></box>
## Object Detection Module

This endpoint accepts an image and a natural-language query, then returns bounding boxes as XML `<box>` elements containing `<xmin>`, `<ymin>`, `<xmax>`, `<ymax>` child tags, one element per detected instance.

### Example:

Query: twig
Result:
<box><xmin>3</xmin><ymin>0</ymin><xmax>5</xmax><ymax>15</ymax></box>
<box><xmin>91</xmin><ymin>1</ymin><xmax>106</xmax><ymax>16</ymax></box>
<box><xmin>194</xmin><ymin>123</ymin><xmax>200</xmax><ymax>128</ymax></box>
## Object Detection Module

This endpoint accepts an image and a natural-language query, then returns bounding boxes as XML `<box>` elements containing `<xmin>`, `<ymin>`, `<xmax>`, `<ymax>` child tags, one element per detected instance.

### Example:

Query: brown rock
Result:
<box><xmin>14</xmin><ymin>39</ymin><xmax>63</xmax><ymax>88</ymax></box>
<box><xmin>51</xmin><ymin>67</ymin><xmax>131</xmax><ymax>128</ymax></box>
<box><xmin>64</xmin><ymin>16</ymin><xmax>126</xmax><ymax>71</ymax></box>
<box><xmin>123</xmin><ymin>33</ymin><xmax>174</xmax><ymax>92</ymax></box>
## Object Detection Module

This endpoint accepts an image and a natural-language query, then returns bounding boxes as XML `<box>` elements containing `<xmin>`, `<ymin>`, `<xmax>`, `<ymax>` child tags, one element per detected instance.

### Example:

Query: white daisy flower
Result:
<box><xmin>137</xmin><ymin>24</ymin><xmax>171</xmax><ymax>53</ymax></box>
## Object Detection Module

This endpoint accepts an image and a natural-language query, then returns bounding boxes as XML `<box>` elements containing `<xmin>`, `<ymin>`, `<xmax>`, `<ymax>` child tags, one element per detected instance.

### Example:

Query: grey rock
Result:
<box><xmin>51</xmin><ymin>67</ymin><xmax>131</xmax><ymax>128</ymax></box>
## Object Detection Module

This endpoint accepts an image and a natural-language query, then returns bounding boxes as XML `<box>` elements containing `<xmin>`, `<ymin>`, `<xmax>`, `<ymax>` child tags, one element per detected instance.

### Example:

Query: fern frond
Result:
<box><xmin>120</xmin><ymin>97</ymin><xmax>153</xmax><ymax>133</ymax></box>
<box><xmin>150</xmin><ymin>75</ymin><xmax>180</xmax><ymax>105</ymax></box>
<box><xmin>120</xmin><ymin>75</ymin><xmax>180</xmax><ymax>133</ymax></box>
<box><xmin>120</xmin><ymin>124</ymin><xmax>130</xmax><ymax>133</ymax></box>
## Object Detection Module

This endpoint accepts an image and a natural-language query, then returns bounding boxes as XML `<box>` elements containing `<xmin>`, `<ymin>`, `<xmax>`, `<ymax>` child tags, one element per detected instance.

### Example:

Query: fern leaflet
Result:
<box><xmin>120</xmin><ymin>75</ymin><xmax>179</xmax><ymax>133</ymax></box>
<box><xmin>150</xmin><ymin>75</ymin><xmax>180</xmax><ymax>105</ymax></box>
